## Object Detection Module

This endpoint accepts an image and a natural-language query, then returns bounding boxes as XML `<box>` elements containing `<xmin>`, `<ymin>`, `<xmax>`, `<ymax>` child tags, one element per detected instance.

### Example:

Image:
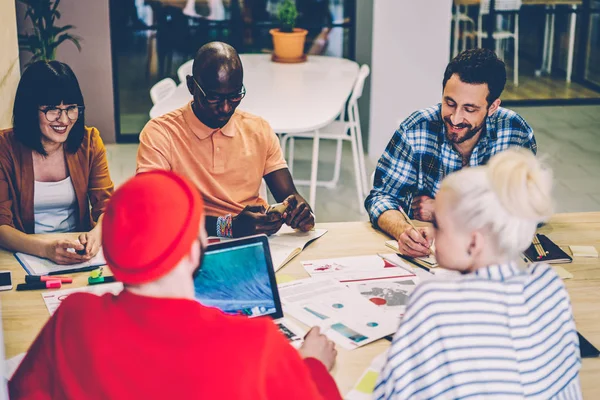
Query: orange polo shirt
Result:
<box><xmin>137</xmin><ymin>102</ymin><xmax>287</xmax><ymax>216</ymax></box>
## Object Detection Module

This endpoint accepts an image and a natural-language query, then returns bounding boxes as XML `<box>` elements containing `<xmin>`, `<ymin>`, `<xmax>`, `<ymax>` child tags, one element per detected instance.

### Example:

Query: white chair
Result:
<box><xmin>177</xmin><ymin>59</ymin><xmax>194</xmax><ymax>84</ymax></box>
<box><xmin>149</xmin><ymin>78</ymin><xmax>177</xmax><ymax>105</ymax></box>
<box><xmin>452</xmin><ymin>5</ymin><xmax>476</xmax><ymax>58</ymax></box>
<box><xmin>475</xmin><ymin>0</ymin><xmax>521</xmax><ymax>86</ymax></box>
<box><xmin>280</xmin><ymin>64</ymin><xmax>370</xmax><ymax>212</ymax></box>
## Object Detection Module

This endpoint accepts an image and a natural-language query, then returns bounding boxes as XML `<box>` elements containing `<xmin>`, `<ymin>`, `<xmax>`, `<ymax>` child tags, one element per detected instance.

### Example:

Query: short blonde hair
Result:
<box><xmin>440</xmin><ymin>148</ymin><xmax>553</xmax><ymax>259</ymax></box>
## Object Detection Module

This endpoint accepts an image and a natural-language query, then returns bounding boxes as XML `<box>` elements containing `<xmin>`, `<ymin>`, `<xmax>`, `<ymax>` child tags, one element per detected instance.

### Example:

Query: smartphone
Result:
<box><xmin>266</xmin><ymin>202</ymin><xmax>288</xmax><ymax>215</ymax></box>
<box><xmin>0</xmin><ymin>271</ymin><xmax>12</xmax><ymax>291</ymax></box>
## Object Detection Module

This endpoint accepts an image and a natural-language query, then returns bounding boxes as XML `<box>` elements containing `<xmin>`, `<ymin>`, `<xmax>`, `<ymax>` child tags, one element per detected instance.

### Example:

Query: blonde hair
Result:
<box><xmin>440</xmin><ymin>148</ymin><xmax>553</xmax><ymax>259</ymax></box>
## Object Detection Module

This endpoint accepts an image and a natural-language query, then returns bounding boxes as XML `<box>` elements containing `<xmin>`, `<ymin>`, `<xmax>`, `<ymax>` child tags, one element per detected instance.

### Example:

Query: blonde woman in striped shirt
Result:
<box><xmin>374</xmin><ymin>148</ymin><xmax>581</xmax><ymax>400</ymax></box>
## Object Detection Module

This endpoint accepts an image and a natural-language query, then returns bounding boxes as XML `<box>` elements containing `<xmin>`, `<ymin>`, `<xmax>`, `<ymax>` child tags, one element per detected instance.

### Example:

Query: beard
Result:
<box><xmin>443</xmin><ymin>117</ymin><xmax>485</xmax><ymax>144</ymax></box>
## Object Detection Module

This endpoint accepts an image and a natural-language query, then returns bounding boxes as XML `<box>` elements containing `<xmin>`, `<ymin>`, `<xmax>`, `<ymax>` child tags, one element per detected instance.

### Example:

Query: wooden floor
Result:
<box><xmin>503</xmin><ymin>74</ymin><xmax>600</xmax><ymax>101</ymax></box>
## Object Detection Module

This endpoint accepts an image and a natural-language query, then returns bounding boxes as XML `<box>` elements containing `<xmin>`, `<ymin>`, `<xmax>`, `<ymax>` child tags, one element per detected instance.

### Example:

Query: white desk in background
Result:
<box><xmin>149</xmin><ymin>54</ymin><xmax>359</xmax><ymax>209</ymax></box>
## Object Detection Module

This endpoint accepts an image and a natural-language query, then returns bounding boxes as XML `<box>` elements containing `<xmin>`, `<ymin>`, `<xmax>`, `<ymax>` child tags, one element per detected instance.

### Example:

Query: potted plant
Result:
<box><xmin>269</xmin><ymin>0</ymin><xmax>307</xmax><ymax>63</ymax></box>
<box><xmin>18</xmin><ymin>0</ymin><xmax>81</xmax><ymax>64</ymax></box>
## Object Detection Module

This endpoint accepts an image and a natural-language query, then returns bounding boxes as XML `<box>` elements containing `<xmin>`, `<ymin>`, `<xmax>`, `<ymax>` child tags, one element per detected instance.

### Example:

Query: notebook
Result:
<box><xmin>384</xmin><ymin>240</ymin><xmax>438</xmax><ymax>270</ymax></box>
<box><xmin>524</xmin><ymin>234</ymin><xmax>572</xmax><ymax>264</ymax></box>
<box><xmin>267</xmin><ymin>226</ymin><xmax>328</xmax><ymax>271</ymax></box>
<box><xmin>15</xmin><ymin>250</ymin><xmax>106</xmax><ymax>276</ymax></box>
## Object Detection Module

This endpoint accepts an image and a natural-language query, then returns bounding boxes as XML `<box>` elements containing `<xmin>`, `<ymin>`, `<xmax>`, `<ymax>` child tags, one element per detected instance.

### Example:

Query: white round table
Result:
<box><xmin>149</xmin><ymin>54</ymin><xmax>360</xmax><ymax>208</ymax></box>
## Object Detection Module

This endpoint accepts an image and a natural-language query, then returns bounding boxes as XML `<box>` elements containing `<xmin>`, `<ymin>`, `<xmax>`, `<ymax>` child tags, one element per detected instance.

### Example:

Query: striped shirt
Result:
<box><xmin>365</xmin><ymin>104</ymin><xmax>537</xmax><ymax>226</ymax></box>
<box><xmin>374</xmin><ymin>262</ymin><xmax>582</xmax><ymax>400</ymax></box>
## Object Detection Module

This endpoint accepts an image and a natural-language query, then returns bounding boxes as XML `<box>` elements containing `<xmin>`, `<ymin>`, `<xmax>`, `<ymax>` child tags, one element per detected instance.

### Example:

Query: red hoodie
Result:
<box><xmin>10</xmin><ymin>290</ymin><xmax>342</xmax><ymax>400</ymax></box>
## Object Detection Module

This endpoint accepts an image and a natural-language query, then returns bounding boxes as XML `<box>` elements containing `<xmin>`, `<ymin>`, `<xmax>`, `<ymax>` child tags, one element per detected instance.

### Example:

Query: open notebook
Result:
<box><xmin>15</xmin><ymin>250</ymin><xmax>106</xmax><ymax>276</ymax></box>
<box><xmin>208</xmin><ymin>227</ymin><xmax>327</xmax><ymax>272</ymax></box>
<box><xmin>269</xmin><ymin>226</ymin><xmax>327</xmax><ymax>271</ymax></box>
<box><xmin>385</xmin><ymin>240</ymin><xmax>438</xmax><ymax>270</ymax></box>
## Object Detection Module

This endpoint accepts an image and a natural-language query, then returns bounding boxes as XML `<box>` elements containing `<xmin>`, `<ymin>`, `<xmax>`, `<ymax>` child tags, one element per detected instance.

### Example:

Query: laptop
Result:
<box><xmin>194</xmin><ymin>234</ymin><xmax>305</xmax><ymax>346</ymax></box>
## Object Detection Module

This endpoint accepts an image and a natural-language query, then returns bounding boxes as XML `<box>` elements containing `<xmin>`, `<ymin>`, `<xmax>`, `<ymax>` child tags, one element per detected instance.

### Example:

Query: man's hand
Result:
<box><xmin>232</xmin><ymin>205</ymin><xmax>284</xmax><ymax>237</ymax></box>
<box><xmin>44</xmin><ymin>239</ymin><xmax>90</xmax><ymax>265</ymax></box>
<box><xmin>282</xmin><ymin>194</ymin><xmax>315</xmax><ymax>232</ymax></box>
<box><xmin>397</xmin><ymin>225</ymin><xmax>434</xmax><ymax>258</ymax></box>
<box><xmin>78</xmin><ymin>230</ymin><xmax>101</xmax><ymax>259</ymax></box>
<box><xmin>411</xmin><ymin>196</ymin><xmax>435</xmax><ymax>222</ymax></box>
<box><xmin>298</xmin><ymin>327</ymin><xmax>337</xmax><ymax>371</ymax></box>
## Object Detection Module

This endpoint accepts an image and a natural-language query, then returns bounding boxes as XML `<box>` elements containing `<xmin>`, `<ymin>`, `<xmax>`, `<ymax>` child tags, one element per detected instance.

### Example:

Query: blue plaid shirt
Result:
<box><xmin>365</xmin><ymin>104</ymin><xmax>537</xmax><ymax>226</ymax></box>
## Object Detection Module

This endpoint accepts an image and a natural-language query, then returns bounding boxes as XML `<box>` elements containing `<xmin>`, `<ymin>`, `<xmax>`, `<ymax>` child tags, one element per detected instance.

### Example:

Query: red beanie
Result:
<box><xmin>102</xmin><ymin>171</ymin><xmax>204</xmax><ymax>285</ymax></box>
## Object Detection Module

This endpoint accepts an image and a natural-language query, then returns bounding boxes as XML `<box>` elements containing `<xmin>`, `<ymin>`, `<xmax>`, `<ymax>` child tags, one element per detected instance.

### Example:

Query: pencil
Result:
<box><xmin>533</xmin><ymin>235</ymin><xmax>545</xmax><ymax>259</ymax></box>
<box><xmin>398</xmin><ymin>207</ymin><xmax>417</xmax><ymax>230</ymax></box>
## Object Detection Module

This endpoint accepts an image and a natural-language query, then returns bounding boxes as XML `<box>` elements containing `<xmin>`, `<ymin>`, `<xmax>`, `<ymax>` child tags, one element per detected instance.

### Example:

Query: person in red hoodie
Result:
<box><xmin>9</xmin><ymin>170</ymin><xmax>341</xmax><ymax>400</ymax></box>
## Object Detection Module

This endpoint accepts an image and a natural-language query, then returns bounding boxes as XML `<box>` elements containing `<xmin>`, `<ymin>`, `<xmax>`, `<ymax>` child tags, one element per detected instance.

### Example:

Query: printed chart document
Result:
<box><xmin>42</xmin><ymin>282</ymin><xmax>123</xmax><ymax>315</ymax></box>
<box><xmin>345</xmin><ymin>277</ymin><xmax>417</xmax><ymax>323</ymax></box>
<box><xmin>346</xmin><ymin>352</ymin><xmax>388</xmax><ymax>400</ymax></box>
<box><xmin>15</xmin><ymin>249</ymin><xmax>106</xmax><ymax>276</ymax></box>
<box><xmin>302</xmin><ymin>254</ymin><xmax>415</xmax><ymax>283</ymax></box>
<box><xmin>278</xmin><ymin>278</ymin><xmax>397</xmax><ymax>350</ymax></box>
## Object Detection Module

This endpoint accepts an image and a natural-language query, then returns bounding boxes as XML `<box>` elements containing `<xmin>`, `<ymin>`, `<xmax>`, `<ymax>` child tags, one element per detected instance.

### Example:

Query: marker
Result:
<box><xmin>88</xmin><ymin>276</ymin><xmax>116</xmax><ymax>285</ymax></box>
<box><xmin>16</xmin><ymin>281</ymin><xmax>62</xmax><ymax>291</ymax></box>
<box><xmin>25</xmin><ymin>276</ymin><xmax>73</xmax><ymax>284</ymax></box>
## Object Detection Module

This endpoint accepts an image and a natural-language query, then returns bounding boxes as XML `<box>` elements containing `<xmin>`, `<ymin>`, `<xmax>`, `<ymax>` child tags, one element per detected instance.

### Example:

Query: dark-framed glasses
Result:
<box><xmin>192</xmin><ymin>77</ymin><xmax>246</xmax><ymax>104</ymax></box>
<box><xmin>38</xmin><ymin>105</ymin><xmax>84</xmax><ymax>122</ymax></box>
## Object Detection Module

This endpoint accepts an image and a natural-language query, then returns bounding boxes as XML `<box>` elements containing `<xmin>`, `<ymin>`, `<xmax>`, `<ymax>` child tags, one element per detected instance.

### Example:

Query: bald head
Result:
<box><xmin>192</xmin><ymin>42</ymin><xmax>243</xmax><ymax>90</ymax></box>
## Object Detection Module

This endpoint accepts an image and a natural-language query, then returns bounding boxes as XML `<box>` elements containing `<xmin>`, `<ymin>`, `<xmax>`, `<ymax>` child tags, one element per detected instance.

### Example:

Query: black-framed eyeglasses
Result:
<box><xmin>38</xmin><ymin>105</ymin><xmax>84</xmax><ymax>122</ymax></box>
<box><xmin>192</xmin><ymin>77</ymin><xmax>246</xmax><ymax>105</ymax></box>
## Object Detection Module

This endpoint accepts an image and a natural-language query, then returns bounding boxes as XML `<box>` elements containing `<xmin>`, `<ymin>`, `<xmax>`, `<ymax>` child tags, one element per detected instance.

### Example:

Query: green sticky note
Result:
<box><xmin>355</xmin><ymin>370</ymin><xmax>379</xmax><ymax>394</ymax></box>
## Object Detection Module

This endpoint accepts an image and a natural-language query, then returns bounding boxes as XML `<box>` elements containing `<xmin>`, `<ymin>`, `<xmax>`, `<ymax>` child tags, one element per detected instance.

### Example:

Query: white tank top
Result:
<box><xmin>33</xmin><ymin>177</ymin><xmax>78</xmax><ymax>234</ymax></box>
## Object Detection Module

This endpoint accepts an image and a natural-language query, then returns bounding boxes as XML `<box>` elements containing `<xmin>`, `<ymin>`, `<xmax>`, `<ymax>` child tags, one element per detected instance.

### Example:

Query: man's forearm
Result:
<box><xmin>377</xmin><ymin>210</ymin><xmax>411</xmax><ymax>241</ymax></box>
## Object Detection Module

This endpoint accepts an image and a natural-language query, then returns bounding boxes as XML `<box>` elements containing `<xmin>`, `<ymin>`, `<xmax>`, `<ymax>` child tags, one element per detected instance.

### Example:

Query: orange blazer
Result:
<box><xmin>0</xmin><ymin>126</ymin><xmax>114</xmax><ymax>234</ymax></box>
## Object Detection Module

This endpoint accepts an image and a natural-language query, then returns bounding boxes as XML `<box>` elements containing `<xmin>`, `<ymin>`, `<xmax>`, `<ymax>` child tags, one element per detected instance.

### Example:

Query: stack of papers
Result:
<box><xmin>301</xmin><ymin>254</ymin><xmax>418</xmax><ymax>322</ymax></box>
<box><xmin>278</xmin><ymin>278</ymin><xmax>398</xmax><ymax>350</ymax></box>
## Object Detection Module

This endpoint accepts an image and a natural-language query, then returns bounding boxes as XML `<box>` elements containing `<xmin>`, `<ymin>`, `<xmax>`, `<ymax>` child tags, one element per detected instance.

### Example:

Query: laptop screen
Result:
<box><xmin>193</xmin><ymin>236</ymin><xmax>283</xmax><ymax>319</ymax></box>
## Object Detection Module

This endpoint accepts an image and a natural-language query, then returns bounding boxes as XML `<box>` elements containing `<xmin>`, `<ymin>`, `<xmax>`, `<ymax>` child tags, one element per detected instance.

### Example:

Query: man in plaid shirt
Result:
<box><xmin>365</xmin><ymin>49</ymin><xmax>537</xmax><ymax>258</ymax></box>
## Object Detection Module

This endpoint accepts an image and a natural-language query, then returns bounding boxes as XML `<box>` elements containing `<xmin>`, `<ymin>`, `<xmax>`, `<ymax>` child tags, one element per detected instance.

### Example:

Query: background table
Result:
<box><xmin>150</xmin><ymin>54</ymin><xmax>359</xmax><ymax>134</ymax></box>
<box><xmin>2</xmin><ymin>213</ymin><xmax>600</xmax><ymax>396</ymax></box>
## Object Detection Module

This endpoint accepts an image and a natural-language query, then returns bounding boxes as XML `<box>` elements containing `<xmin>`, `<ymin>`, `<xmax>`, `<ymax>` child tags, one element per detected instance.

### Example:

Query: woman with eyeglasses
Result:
<box><xmin>0</xmin><ymin>61</ymin><xmax>114</xmax><ymax>264</ymax></box>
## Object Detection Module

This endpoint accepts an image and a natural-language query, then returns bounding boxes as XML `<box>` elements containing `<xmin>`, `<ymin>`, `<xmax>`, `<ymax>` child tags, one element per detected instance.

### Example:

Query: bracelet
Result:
<box><xmin>216</xmin><ymin>214</ymin><xmax>233</xmax><ymax>238</ymax></box>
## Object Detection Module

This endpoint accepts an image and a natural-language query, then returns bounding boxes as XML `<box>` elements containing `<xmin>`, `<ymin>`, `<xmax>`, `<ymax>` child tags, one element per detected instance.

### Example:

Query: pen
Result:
<box><xmin>88</xmin><ymin>276</ymin><xmax>116</xmax><ymax>285</ymax></box>
<box><xmin>399</xmin><ymin>206</ymin><xmax>433</xmax><ymax>253</ymax></box>
<box><xmin>17</xmin><ymin>281</ymin><xmax>62</xmax><ymax>291</ymax></box>
<box><xmin>25</xmin><ymin>276</ymin><xmax>73</xmax><ymax>284</ymax></box>
<box><xmin>48</xmin><ymin>265</ymin><xmax>101</xmax><ymax>275</ymax></box>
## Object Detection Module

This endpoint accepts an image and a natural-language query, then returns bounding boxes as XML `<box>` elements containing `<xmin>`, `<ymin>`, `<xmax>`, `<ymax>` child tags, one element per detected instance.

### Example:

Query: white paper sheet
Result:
<box><xmin>278</xmin><ymin>278</ymin><xmax>397</xmax><ymax>350</ymax></box>
<box><xmin>15</xmin><ymin>249</ymin><xmax>106</xmax><ymax>276</ymax></box>
<box><xmin>302</xmin><ymin>254</ymin><xmax>415</xmax><ymax>283</ymax></box>
<box><xmin>41</xmin><ymin>282</ymin><xmax>123</xmax><ymax>316</ymax></box>
<box><xmin>345</xmin><ymin>277</ymin><xmax>417</xmax><ymax>323</ymax></box>
<box><xmin>4</xmin><ymin>353</ymin><xmax>26</xmax><ymax>380</ymax></box>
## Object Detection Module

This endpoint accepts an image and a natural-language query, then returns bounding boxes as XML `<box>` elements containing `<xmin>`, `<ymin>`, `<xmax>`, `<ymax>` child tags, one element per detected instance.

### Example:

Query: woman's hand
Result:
<box><xmin>78</xmin><ymin>229</ymin><xmax>101</xmax><ymax>258</ymax></box>
<box><xmin>44</xmin><ymin>239</ymin><xmax>89</xmax><ymax>265</ymax></box>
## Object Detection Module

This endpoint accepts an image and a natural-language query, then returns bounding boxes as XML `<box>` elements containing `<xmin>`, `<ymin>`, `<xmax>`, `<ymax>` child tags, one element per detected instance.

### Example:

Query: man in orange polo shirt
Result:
<box><xmin>137</xmin><ymin>42</ymin><xmax>315</xmax><ymax>238</ymax></box>
<box><xmin>9</xmin><ymin>171</ymin><xmax>341</xmax><ymax>400</ymax></box>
